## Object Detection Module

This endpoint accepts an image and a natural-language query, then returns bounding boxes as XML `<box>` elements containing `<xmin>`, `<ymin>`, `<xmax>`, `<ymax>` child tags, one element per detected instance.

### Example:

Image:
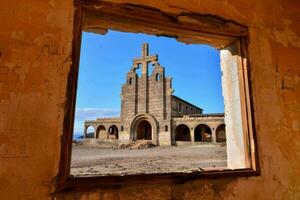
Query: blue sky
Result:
<box><xmin>74</xmin><ymin>31</ymin><xmax>223</xmax><ymax>133</ymax></box>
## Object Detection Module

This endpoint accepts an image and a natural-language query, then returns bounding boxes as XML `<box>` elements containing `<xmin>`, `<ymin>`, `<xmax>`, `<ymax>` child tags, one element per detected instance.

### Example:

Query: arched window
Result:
<box><xmin>155</xmin><ymin>73</ymin><xmax>160</xmax><ymax>81</ymax></box>
<box><xmin>128</xmin><ymin>77</ymin><xmax>132</xmax><ymax>85</ymax></box>
<box><xmin>121</xmin><ymin>126</ymin><xmax>124</xmax><ymax>131</ymax></box>
<box><xmin>108</xmin><ymin>125</ymin><xmax>118</xmax><ymax>139</ymax></box>
<box><xmin>165</xmin><ymin>125</ymin><xmax>168</xmax><ymax>132</ymax></box>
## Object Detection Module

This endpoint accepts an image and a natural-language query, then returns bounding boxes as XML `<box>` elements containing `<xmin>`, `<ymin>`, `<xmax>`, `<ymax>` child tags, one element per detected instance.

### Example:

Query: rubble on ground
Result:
<box><xmin>73</xmin><ymin>140</ymin><xmax>83</xmax><ymax>145</ymax></box>
<box><xmin>116</xmin><ymin>141</ymin><xmax>156</xmax><ymax>150</ymax></box>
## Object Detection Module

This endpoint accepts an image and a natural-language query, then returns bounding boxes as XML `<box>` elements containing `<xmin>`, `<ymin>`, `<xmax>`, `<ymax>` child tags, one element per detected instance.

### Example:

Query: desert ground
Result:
<box><xmin>71</xmin><ymin>142</ymin><xmax>227</xmax><ymax>177</ymax></box>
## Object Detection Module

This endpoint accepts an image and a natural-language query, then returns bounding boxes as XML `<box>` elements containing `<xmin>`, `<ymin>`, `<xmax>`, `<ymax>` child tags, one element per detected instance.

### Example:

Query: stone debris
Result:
<box><xmin>72</xmin><ymin>140</ymin><xmax>83</xmax><ymax>145</ymax></box>
<box><xmin>117</xmin><ymin>141</ymin><xmax>156</xmax><ymax>150</ymax></box>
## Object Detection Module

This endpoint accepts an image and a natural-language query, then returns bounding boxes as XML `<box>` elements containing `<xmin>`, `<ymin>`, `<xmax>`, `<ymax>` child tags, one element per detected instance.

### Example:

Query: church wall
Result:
<box><xmin>148</xmin><ymin>68</ymin><xmax>165</xmax><ymax>120</ymax></box>
<box><xmin>157</xmin><ymin>120</ymin><xmax>172</xmax><ymax>145</ymax></box>
<box><xmin>0</xmin><ymin>0</ymin><xmax>299</xmax><ymax>199</ymax></box>
<box><xmin>121</xmin><ymin>73</ymin><xmax>137</xmax><ymax>120</ymax></box>
<box><xmin>136</xmin><ymin>75</ymin><xmax>147</xmax><ymax>113</ymax></box>
<box><xmin>120</xmin><ymin>72</ymin><xmax>137</xmax><ymax>141</ymax></box>
<box><xmin>171</xmin><ymin>96</ymin><xmax>202</xmax><ymax>117</ymax></box>
<box><xmin>121</xmin><ymin>61</ymin><xmax>173</xmax><ymax>144</ymax></box>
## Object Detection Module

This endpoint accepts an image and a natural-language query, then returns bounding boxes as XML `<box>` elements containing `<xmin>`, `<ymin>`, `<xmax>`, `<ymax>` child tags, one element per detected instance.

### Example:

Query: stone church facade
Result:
<box><xmin>84</xmin><ymin>43</ymin><xmax>226</xmax><ymax>145</ymax></box>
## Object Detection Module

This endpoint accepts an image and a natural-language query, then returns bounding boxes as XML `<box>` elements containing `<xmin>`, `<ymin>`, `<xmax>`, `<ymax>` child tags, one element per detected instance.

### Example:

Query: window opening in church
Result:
<box><xmin>128</xmin><ymin>77</ymin><xmax>132</xmax><ymax>85</ymax></box>
<box><xmin>179</xmin><ymin>103</ymin><xmax>182</xmax><ymax>113</ymax></box>
<box><xmin>70</xmin><ymin>27</ymin><xmax>252</xmax><ymax>177</ymax></box>
<box><xmin>156</xmin><ymin>73</ymin><xmax>160</xmax><ymax>81</ymax></box>
<box><xmin>136</xmin><ymin>64</ymin><xmax>142</xmax><ymax>77</ymax></box>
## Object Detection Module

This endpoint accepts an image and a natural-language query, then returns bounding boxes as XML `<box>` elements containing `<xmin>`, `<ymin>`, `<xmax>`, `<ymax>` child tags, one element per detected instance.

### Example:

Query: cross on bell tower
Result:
<box><xmin>132</xmin><ymin>43</ymin><xmax>158</xmax><ymax>77</ymax></box>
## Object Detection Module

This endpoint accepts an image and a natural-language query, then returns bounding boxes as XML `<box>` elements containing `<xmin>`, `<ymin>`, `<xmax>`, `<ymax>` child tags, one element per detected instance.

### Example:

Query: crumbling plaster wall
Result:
<box><xmin>0</xmin><ymin>0</ymin><xmax>299</xmax><ymax>199</ymax></box>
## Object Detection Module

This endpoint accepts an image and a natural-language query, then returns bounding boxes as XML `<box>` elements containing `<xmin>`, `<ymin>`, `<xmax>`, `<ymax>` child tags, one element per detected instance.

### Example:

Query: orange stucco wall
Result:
<box><xmin>0</xmin><ymin>0</ymin><xmax>299</xmax><ymax>199</ymax></box>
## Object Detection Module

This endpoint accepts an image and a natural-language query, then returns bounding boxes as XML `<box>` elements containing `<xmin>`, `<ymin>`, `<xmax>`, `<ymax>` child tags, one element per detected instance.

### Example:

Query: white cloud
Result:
<box><xmin>73</xmin><ymin>108</ymin><xmax>120</xmax><ymax>134</ymax></box>
<box><xmin>75</xmin><ymin>108</ymin><xmax>120</xmax><ymax>119</ymax></box>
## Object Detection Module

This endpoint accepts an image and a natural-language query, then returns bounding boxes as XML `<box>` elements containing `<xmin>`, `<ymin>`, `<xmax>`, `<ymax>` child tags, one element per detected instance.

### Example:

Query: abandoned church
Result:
<box><xmin>83</xmin><ymin>43</ymin><xmax>226</xmax><ymax>145</ymax></box>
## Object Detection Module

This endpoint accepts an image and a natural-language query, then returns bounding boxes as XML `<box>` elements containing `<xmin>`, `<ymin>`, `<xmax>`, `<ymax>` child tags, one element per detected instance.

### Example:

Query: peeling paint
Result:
<box><xmin>273</xmin><ymin>19</ymin><xmax>300</xmax><ymax>48</ymax></box>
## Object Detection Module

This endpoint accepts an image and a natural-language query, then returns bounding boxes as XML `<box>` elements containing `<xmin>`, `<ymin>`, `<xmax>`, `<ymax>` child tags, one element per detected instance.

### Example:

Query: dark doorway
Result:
<box><xmin>136</xmin><ymin>120</ymin><xmax>152</xmax><ymax>140</ymax></box>
<box><xmin>216</xmin><ymin>124</ymin><xmax>226</xmax><ymax>142</ymax></box>
<box><xmin>108</xmin><ymin>125</ymin><xmax>118</xmax><ymax>139</ymax></box>
<box><xmin>194</xmin><ymin>125</ymin><xmax>202</xmax><ymax>141</ymax></box>
<box><xmin>194</xmin><ymin>124</ymin><xmax>212</xmax><ymax>142</ymax></box>
<box><xmin>175</xmin><ymin>124</ymin><xmax>191</xmax><ymax>141</ymax></box>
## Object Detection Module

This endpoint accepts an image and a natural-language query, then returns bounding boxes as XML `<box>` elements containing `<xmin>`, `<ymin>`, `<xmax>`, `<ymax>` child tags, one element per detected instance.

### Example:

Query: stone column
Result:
<box><xmin>190</xmin><ymin>126</ymin><xmax>194</xmax><ymax>143</ymax></box>
<box><xmin>106</xmin><ymin>126</ymin><xmax>109</xmax><ymax>140</ymax></box>
<box><xmin>94</xmin><ymin>125</ymin><xmax>97</xmax><ymax>139</ymax></box>
<box><xmin>83</xmin><ymin>125</ymin><xmax>87</xmax><ymax>138</ymax></box>
<box><xmin>212</xmin><ymin>127</ymin><xmax>216</xmax><ymax>143</ymax></box>
<box><xmin>171</xmin><ymin>124</ymin><xmax>176</xmax><ymax>146</ymax></box>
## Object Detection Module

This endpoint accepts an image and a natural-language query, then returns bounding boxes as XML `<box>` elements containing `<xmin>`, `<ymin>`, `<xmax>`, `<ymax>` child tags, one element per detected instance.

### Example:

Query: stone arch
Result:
<box><xmin>108</xmin><ymin>125</ymin><xmax>118</xmax><ymax>139</ymax></box>
<box><xmin>194</xmin><ymin>124</ymin><xmax>212</xmax><ymax>142</ymax></box>
<box><xmin>85</xmin><ymin>125</ymin><xmax>95</xmax><ymax>138</ymax></box>
<box><xmin>216</xmin><ymin>124</ymin><xmax>226</xmax><ymax>142</ymax></box>
<box><xmin>96</xmin><ymin>125</ymin><xmax>106</xmax><ymax>139</ymax></box>
<box><xmin>175</xmin><ymin>124</ymin><xmax>191</xmax><ymax>141</ymax></box>
<box><xmin>130</xmin><ymin>113</ymin><xmax>158</xmax><ymax>145</ymax></box>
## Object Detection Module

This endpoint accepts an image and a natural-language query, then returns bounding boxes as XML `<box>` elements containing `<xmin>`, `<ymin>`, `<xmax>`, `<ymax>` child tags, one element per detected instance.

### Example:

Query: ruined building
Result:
<box><xmin>84</xmin><ymin>43</ymin><xmax>226</xmax><ymax>145</ymax></box>
<box><xmin>2</xmin><ymin>0</ymin><xmax>299</xmax><ymax>198</ymax></box>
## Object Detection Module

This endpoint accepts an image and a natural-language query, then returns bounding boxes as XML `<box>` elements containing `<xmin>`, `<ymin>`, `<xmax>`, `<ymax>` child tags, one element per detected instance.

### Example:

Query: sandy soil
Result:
<box><xmin>71</xmin><ymin>143</ymin><xmax>227</xmax><ymax>177</ymax></box>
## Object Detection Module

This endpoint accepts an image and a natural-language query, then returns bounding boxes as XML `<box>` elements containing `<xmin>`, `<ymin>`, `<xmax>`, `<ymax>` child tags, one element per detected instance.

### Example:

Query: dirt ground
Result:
<box><xmin>70</xmin><ymin>142</ymin><xmax>227</xmax><ymax>177</ymax></box>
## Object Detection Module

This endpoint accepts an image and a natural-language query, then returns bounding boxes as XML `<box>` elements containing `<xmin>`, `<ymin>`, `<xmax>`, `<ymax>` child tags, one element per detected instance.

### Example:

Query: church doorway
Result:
<box><xmin>175</xmin><ymin>124</ymin><xmax>191</xmax><ymax>141</ymax></box>
<box><xmin>194</xmin><ymin>124</ymin><xmax>212</xmax><ymax>142</ymax></box>
<box><xmin>136</xmin><ymin>120</ymin><xmax>152</xmax><ymax>140</ymax></box>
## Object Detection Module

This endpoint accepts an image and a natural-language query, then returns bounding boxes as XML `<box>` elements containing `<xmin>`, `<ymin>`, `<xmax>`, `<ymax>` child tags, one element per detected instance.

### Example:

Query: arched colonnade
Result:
<box><xmin>174</xmin><ymin>123</ymin><xmax>226</xmax><ymax>143</ymax></box>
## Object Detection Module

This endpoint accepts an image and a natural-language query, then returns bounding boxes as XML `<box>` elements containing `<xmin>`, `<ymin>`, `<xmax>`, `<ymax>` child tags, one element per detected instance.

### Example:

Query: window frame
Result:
<box><xmin>56</xmin><ymin>0</ymin><xmax>260</xmax><ymax>194</ymax></box>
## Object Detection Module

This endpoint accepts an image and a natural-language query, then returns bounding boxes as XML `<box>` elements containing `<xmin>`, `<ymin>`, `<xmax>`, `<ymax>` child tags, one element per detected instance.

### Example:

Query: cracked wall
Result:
<box><xmin>0</xmin><ymin>0</ymin><xmax>299</xmax><ymax>199</ymax></box>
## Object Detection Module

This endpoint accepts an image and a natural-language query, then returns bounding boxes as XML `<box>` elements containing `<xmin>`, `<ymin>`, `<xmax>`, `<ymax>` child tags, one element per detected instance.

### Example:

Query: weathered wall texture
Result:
<box><xmin>0</xmin><ymin>0</ymin><xmax>299</xmax><ymax>199</ymax></box>
<box><xmin>220</xmin><ymin>46</ymin><xmax>248</xmax><ymax>169</ymax></box>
